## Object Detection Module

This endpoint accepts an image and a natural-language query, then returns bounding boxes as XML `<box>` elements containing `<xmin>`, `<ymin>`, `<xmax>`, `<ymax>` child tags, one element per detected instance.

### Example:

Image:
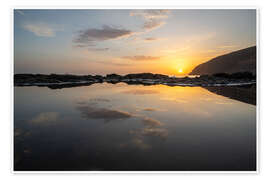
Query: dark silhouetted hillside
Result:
<box><xmin>189</xmin><ymin>46</ymin><xmax>256</xmax><ymax>75</ymax></box>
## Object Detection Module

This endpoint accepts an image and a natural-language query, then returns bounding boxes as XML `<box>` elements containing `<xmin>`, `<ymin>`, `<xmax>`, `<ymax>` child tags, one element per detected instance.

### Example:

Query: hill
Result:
<box><xmin>189</xmin><ymin>46</ymin><xmax>256</xmax><ymax>75</ymax></box>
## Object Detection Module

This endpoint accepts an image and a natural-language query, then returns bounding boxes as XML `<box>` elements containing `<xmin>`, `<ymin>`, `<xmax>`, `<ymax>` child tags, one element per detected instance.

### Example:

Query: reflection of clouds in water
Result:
<box><xmin>89</xmin><ymin>98</ymin><xmax>110</xmax><ymax>102</ymax></box>
<box><xmin>119</xmin><ymin>138</ymin><xmax>151</xmax><ymax>150</ymax></box>
<box><xmin>14</xmin><ymin>128</ymin><xmax>32</xmax><ymax>165</ymax></box>
<box><xmin>200</xmin><ymin>97</ymin><xmax>213</xmax><ymax>101</ymax></box>
<box><xmin>76</xmin><ymin>104</ymin><xmax>133</xmax><ymax>123</ymax></box>
<box><xmin>121</xmin><ymin>116</ymin><xmax>168</xmax><ymax>150</ymax></box>
<box><xmin>130</xmin><ymin>127</ymin><xmax>168</xmax><ymax>139</ymax></box>
<box><xmin>14</xmin><ymin>128</ymin><xmax>31</xmax><ymax>138</ymax></box>
<box><xmin>160</xmin><ymin>97</ymin><xmax>187</xmax><ymax>103</ymax></box>
<box><xmin>15</xmin><ymin>128</ymin><xmax>23</xmax><ymax>137</ymax></box>
<box><xmin>142</xmin><ymin>117</ymin><xmax>163</xmax><ymax>127</ymax></box>
<box><xmin>123</xmin><ymin>89</ymin><xmax>159</xmax><ymax>95</ymax></box>
<box><xmin>142</xmin><ymin>108</ymin><xmax>156</xmax><ymax>111</ymax></box>
<box><xmin>136</xmin><ymin>117</ymin><xmax>168</xmax><ymax>139</ymax></box>
<box><xmin>77</xmin><ymin>98</ymin><xmax>168</xmax><ymax>150</ymax></box>
<box><xmin>141</xmin><ymin>128</ymin><xmax>168</xmax><ymax>139</ymax></box>
<box><xmin>131</xmin><ymin>138</ymin><xmax>151</xmax><ymax>150</ymax></box>
<box><xmin>141</xmin><ymin>107</ymin><xmax>167</xmax><ymax>112</ymax></box>
<box><xmin>30</xmin><ymin>112</ymin><xmax>59</xmax><ymax>124</ymax></box>
<box><xmin>215</xmin><ymin>102</ymin><xmax>233</xmax><ymax>105</ymax></box>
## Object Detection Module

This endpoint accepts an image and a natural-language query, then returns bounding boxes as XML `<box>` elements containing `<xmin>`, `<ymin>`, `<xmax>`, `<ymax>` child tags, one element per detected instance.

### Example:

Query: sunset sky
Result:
<box><xmin>14</xmin><ymin>9</ymin><xmax>256</xmax><ymax>75</ymax></box>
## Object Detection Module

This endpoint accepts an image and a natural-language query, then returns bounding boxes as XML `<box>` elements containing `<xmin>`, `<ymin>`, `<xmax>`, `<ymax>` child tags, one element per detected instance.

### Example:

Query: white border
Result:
<box><xmin>11</xmin><ymin>7</ymin><xmax>259</xmax><ymax>174</ymax></box>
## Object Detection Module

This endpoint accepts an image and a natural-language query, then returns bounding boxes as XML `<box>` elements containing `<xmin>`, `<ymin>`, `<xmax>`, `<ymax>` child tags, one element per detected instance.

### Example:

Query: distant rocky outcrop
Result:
<box><xmin>123</xmin><ymin>73</ymin><xmax>169</xmax><ymax>80</ymax></box>
<box><xmin>190</xmin><ymin>46</ymin><xmax>256</xmax><ymax>75</ymax></box>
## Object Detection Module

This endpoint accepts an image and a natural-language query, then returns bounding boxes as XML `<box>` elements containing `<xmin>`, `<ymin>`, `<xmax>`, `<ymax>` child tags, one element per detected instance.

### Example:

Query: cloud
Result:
<box><xmin>143</xmin><ymin>19</ymin><xmax>165</xmax><ymax>31</ymax></box>
<box><xmin>122</xmin><ymin>55</ymin><xmax>160</xmax><ymax>61</ymax></box>
<box><xmin>130</xmin><ymin>9</ymin><xmax>170</xmax><ymax>19</ymax></box>
<box><xmin>93</xmin><ymin>60</ymin><xmax>130</xmax><ymax>67</ymax></box>
<box><xmin>130</xmin><ymin>10</ymin><xmax>171</xmax><ymax>31</ymax></box>
<box><xmin>30</xmin><ymin>112</ymin><xmax>59</xmax><ymax>124</ymax></box>
<box><xmin>73</xmin><ymin>25</ymin><xmax>134</xmax><ymax>47</ymax></box>
<box><xmin>144</xmin><ymin>37</ymin><xmax>158</xmax><ymax>41</ymax></box>
<box><xmin>22</xmin><ymin>23</ymin><xmax>58</xmax><ymax>37</ymax></box>
<box><xmin>88</xmin><ymin>47</ymin><xmax>110</xmax><ymax>51</ymax></box>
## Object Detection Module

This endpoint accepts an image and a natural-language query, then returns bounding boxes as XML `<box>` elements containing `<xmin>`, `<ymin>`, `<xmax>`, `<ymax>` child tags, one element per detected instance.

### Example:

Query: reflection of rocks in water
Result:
<box><xmin>47</xmin><ymin>82</ymin><xmax>95</xmax><ymax>89</ymax></box>
<box><xmin>203</xmin><ymin>84</ymin><xmax>256</xmax><ymax>105</ymax></box>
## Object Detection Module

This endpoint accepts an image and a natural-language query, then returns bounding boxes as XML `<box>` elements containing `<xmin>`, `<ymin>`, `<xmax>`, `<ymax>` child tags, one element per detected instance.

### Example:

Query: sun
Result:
<box><xmin>178</xmin><ymin>68</ymin><xmax>183</xmax><ymax>73</ymax></box>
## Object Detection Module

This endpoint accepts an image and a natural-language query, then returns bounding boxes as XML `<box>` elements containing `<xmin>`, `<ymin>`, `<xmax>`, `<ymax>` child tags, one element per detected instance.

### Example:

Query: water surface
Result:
<box><xmin>14</xmin><ymin>83</ymin><xmax>256</xmax><ymax>171</ymax></box>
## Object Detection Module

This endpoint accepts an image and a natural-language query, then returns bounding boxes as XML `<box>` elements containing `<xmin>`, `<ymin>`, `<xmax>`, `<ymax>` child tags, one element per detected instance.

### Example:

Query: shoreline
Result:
<box><xmin>14</xmin><ymin>79</ymin><xmax>256</xmax><ymax>88</ymax></box>
<box><xmin>14</xmin><ymin>72</ymin><xmax>256</xmax><ymax>89</ymax></box>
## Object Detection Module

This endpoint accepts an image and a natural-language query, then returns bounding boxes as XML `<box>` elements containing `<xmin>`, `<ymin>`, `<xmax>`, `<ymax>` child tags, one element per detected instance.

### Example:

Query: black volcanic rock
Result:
<box><xmin>123</xmin><ymin>73</ymin><xmax>169</xmax><ymax>79</ymax></box>
<box><xmin>106</xmin><ymin>74</ymin><xmax>122</xmax><ymax>80</ymax></box>
<box><xmin>14</xmin><ymin>72</ymin><xmax>256</xmax><ymax>89</ymax></box>
<box><xmin>190</xmin><ymin>46</ymin><xmax>256</xmax><ymax>75</ymax></box>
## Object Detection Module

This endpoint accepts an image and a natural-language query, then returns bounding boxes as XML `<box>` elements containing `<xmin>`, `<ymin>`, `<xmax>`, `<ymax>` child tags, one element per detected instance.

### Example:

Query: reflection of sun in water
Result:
<box><xmin>178</xmin><ymin>69</ymin><xmax>183</xmax><ymax>73</ymax></box>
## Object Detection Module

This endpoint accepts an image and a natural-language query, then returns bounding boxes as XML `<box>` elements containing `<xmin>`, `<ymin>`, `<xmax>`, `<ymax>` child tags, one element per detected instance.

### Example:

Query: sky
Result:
<box><xmin>14</xmin><ymin>9</ymin><xmax>256</xmax><ymax>75</ymax></box>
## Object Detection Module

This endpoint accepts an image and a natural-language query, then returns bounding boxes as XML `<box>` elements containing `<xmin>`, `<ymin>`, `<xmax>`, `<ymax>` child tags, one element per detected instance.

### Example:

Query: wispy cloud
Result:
<box><xmin>73</xmin><ymin>25</ymin><xmax>134</xmax><ymax>47</ymax></box>
<box><xmin>88</xmin><ymin>47</ymin><xmax>110</xmax><ymax>51</ymax></box>
<box><xmin>122</xmin><ymin>55</ymin><xmax>161</xmax><ymax>61</ymax></box>
<box><xmin>22</xmin><ymin>23</ymin><xmax>59</xmax><ymax>37</ymax></box>
<box><xmin>130</xmin><ymin>10</ymin><xmax>171</xmax><ymax>31</ymax></box>
<box><xmin>144</xmin><ymin>37</ymin><xmax>158</xmax><ymax>41</ymax></box>
<box><xmin>93</xmin><ymin>60</ymin><xmax>130</xmax><ymax>67</ymax></box>
<box><xmin>143</xmin><ymin>19</ymin><xmax>165</xmax><ymax>31</ymax></box>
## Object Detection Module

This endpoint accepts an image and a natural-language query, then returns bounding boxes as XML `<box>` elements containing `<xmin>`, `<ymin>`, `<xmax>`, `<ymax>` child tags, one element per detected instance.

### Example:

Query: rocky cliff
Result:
<box><xmin>190</xmin><ymin>46</ymin><xmax>256</xmax><ymax>75</ymax></box>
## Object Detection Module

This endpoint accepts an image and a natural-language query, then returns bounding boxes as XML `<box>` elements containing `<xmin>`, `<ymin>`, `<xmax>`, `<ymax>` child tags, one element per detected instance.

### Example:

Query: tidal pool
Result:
<box><xmin>14</xmin><ymin>83</ymin><xmax>256</xmax><ymax>171</ymax></box>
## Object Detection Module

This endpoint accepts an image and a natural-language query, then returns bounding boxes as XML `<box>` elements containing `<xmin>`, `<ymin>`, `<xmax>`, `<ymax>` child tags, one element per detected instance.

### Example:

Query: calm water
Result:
<box><xmin>14</xmin><ymin>83</ymin><xmax>256</xmax><ymax>171</ymax></box>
